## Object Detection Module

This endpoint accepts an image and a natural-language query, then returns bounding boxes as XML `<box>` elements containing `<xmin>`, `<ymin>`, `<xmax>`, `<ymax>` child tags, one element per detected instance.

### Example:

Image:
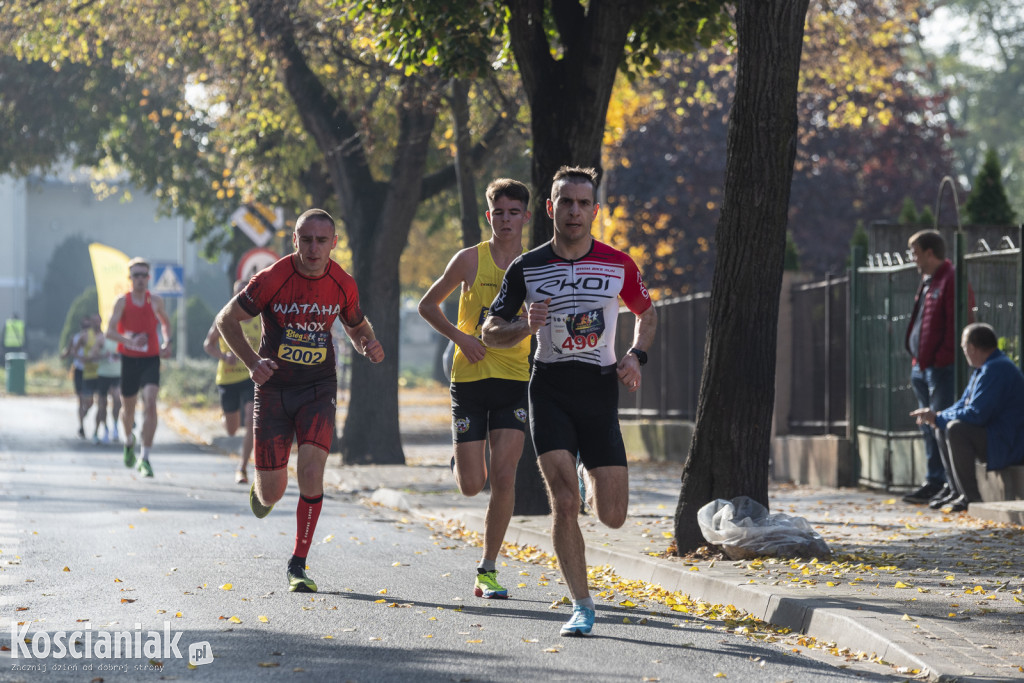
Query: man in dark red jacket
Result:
<box><xmin>903</xmin><ymin>230</ymin><xmax>971</xmax><ymax>505</ymax></box>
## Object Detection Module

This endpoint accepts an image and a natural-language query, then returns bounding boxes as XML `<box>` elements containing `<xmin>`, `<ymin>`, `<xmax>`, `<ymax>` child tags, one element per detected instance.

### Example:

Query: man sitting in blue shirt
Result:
<box><xmin>911</xmin><ymin>323</ymin><xmax>1024</xmax><ymax>512</ymax></box>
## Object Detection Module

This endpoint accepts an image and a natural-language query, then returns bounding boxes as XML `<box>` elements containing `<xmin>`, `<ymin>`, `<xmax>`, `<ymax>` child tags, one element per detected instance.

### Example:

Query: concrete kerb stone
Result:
<box><xmin>397</xmin><ymin>499</ymin><xmax>962</xmax><ymax>681</ymax></box>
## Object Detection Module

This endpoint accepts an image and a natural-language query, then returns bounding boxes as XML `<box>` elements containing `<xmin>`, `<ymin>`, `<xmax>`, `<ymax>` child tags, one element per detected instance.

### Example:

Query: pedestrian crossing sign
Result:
<box><xmin>152</xmin><ymin>263</ymin><xmax>185</xmax><ymax>297</ymax></box>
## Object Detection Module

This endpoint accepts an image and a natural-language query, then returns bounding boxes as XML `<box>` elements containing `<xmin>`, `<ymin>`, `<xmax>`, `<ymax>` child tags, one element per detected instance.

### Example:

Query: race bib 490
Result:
<box><xmin>550</xmin><ymin>309</ymin><xmax>607</xmax><ymax>354</ymax></box>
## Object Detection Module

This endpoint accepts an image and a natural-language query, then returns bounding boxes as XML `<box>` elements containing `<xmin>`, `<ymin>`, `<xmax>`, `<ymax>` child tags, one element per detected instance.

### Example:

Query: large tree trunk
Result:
<box><xmin>674</xmin><ymin>0</ymin><xmax>810</xmax><ymax>554</ymax></box>
<box><xmin>507</xmin><ymin>0</ymin><xmax>645</xmax><ymax>246</ymax></box>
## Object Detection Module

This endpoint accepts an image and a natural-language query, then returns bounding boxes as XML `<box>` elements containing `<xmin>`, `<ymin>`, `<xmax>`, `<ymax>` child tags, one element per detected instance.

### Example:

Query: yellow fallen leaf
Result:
<box><xmin>175</xmin><ymin>612</ymin><xmax>183</xmax><ymax>618</ymax></box>
<box><xmin>228</xmin><ymin>616</ymin><xmax>242</xmax><ymax>624</ymax></box>
<box><xmin>543</xmin><ymin>648</ymin><xmax>560</xmax><ymax>653</ymax></box>
<box><xmin>114</xmin><ymin>578</ymin><xmax>122</xmax><ymax>583</ymax></box>
<box><xmin>661</xmin><ymin>532</ymin><xmax>673</xmax><ymax>538</ymax></box>
<box><xmin>623</xmin><ymin>617</ymin><xmax>632</xmax><ymax>624</ymax></box>
<box><xmin>422</xmin><ymin>634</ymin><xmax>433</xmax><ymax>638</ymax></box>
<box><xmin>259</xmin><ymin>616</ymin><xmax>269</xmax><ymax>623</ymax></box>
<box><xmin>63</xmin><ymin>566</ymin><xmax>71</xmax><ymax>572</ymax></box>
<box><xmin>140</xmin><ymin>507</ymin><xmax>148</xmax><ymax>513</ymax></box>
<box><xmin>322</xmin><ymin>534</ymin><xmax>334</xmax><ymax>543</ymax></box>
<box><xmin>620</xmin><ymin>600</ymin><xmax>637</xmax><ymax>608</ymax></box>
<box><xmin>378</xmin><ymin>589</ymin><xmax>387</xmax><ymax>595</ymax></box>
<box><xmin>522</xmin><ymin>638</ymin><xmax>538</xmax><ymax>643</ymax></box>
<box><xmin>883</xmin><ymin>498</ymin><xmax>896</xmax><ymax>504</ymax></box>
<box><xmin>714</xmin><ymin>673</ymin><xmax>727</xmax><ymax>678</ymax></box>
<box><xmin>375</xmin><ymin>599</ymin><xmax>386</xmax><ymax>604</ymax></box>
<box><xmin>323</xmin><ymin>635</ymin><xmax>333</xmax><ymax>639</ymax></box>
<box><xmin>258</xmin><ymin>662</ymin><xmax>279</xmax><ymax>667</ymax></box>
<box><xmin>220</xmin><ymin>583</ymin><xmax>233</xmax><ymax>591</ymax></box>
<box><xmin>894</xmin><ymin>581</ymin><xmax>911</xmax><ymax>589</ymax></box>
<box><xmin>688</xmin><ymin>566</ymin><xmax>700</xmax><ymax>572</ymax></box>
<box><xmin>901</xmin><ymin>614</ymin><xmax>914</xmax><ymax>621</ymax></box>
<box><xmin>466</xmin><ymin>639</ymin><xmax>483</xmax><ymax>643</ymax></box>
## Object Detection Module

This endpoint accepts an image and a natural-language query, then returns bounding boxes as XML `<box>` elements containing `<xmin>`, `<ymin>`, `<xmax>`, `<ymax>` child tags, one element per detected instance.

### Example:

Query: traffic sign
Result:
<box><xmin>151</xmin><ymin>263</ymin><xmax>185</xmax><ymax>298</ymax></box>
<box><xmin>237</xmin><ymin>248</ymin><xmax>279</xmax><ymax>283</ymax></box>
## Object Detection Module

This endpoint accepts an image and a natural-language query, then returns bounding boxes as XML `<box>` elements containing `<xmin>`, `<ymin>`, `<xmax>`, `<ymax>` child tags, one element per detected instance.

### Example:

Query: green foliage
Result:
<box><xmin>964</xmin><ymin>148</ymin><xmax>1016</xmax><ymax>225</ymax></box>
<box><xmin>850</xmin><ymin>221</ymin><xmax>869</xmax><ymax>251</ymax></box>
<box><xmin>159</xmin><ymin>357</ymin><xmax>218</xmax><ymax>408</ymax></box>
<box><xmin>784</xmin><ymin>231</ymin><xmax>801</xmax><ymax>271</ymax></box>
<box><xmin>917</xmin><ymin>206</ymin><xmax>935</xmax><ymax>228</ymax></box>
<box><xmin>184</xmin><ymin>296</ymin><xmax>215</xmax><ymax>359</ymax></box>
<box><xmin>58</xmin><ymin>286</ymin><xmax>99</xmax><ymax>363</ymax></box>
<box><xmin>32</xmin><ymin>236</ymin><xmax>96</xmax><ymax>340</ymax></box>
<box><xmin>898</xmin><ymin>196</ymin><xmax>919</xmax><ymax>225</ymax></box>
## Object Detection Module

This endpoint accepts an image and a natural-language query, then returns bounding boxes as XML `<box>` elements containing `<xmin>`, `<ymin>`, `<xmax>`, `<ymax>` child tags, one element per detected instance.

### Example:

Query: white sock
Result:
<box><xmin>140</xmin><ymin>446</ymin><xmax>150</xmax><ymax>461</ymax></box>
<box><xmin>574</xmin><ymin>597</ymin><xmax>595</xmax><ymax>610</ymax></box>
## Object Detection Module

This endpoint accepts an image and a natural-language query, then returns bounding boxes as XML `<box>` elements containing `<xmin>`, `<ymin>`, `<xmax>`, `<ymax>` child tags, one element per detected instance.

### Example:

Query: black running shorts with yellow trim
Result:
<box><xmin>253</xmin><ymin>381</ymin><xmax>335</xmax><ymax>471</ymax></box>
<box><xmin>120</xmin><ymin>355</ymin><xmax>161</xmax><ymax>397</ymax></box>
<box><xmin>528</xmin><ymin>361</ymin><xmax>627</xmax><ymax>469</ymax></box>
<box><xmin>450</xmin><ymin>378</ymin><xmax>528</xmax><ymax>444</ymax></box>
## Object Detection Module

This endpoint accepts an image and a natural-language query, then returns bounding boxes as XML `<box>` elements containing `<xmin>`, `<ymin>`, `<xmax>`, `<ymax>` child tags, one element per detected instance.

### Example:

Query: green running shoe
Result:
<box><xmin>249</xmin><ymin>483</ymin><xmax>274</xmax><ymax>519</ymax></box>
<box><xmin>474</xmin><ymin>570</ymin><xmax>508</xmax><ymax>599</ymax></box>
<box><xmin>287</xmin><ymin>564</ymin><xmax>317</xmax><ymax>593</ymax></box>
<box><xmin>123</xmin><ymin>440</ymin><xmax>136</xmax><ymax>468</ymax></box>
<box><xmin>136</xmin><ymin>459</ymin><xmax>154</xmax><ymax>478</ymax></box>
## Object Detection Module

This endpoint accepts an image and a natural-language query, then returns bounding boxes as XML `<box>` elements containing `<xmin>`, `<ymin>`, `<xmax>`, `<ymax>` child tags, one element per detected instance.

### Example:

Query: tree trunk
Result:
<box><xmin>674</xmin><ymin>0</ymin><xmax>810</xmax><ymax>554</ymax></box>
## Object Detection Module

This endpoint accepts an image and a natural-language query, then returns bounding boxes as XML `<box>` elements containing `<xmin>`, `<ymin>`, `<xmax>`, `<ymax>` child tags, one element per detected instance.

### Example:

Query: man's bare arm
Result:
<box><xmin>482</xmin><ymin>297</ymin><xmax>548</xmax><ymax>349</ymax></box>
<box><xmin>343</xmin><ymin>317</ymin><xmax>384</xmax><ymax>363</ymax></box>
<box><xmin>417</xmin><ymin>249</ymin><xmax>485</xmax><ymax>363</ymax></box>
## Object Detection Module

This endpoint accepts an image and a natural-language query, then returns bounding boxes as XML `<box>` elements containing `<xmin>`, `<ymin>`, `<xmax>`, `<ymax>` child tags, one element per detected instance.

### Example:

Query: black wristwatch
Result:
<box><xmin>628</xmin><ymin>347</ymin><xmax>648</xmax><ymax>366</ymax></box>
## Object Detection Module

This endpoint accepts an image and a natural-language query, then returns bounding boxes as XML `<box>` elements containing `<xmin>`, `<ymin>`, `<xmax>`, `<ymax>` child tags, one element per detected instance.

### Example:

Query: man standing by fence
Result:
<box><xmin>902</xmin><ymin>230</ymin><xmax>971</xmax><ymax>505</ymax></box>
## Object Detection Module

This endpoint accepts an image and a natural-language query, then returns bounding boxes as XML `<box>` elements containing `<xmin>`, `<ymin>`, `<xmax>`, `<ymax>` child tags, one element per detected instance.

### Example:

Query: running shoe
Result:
<box><xmin>137</xmin><ymin>459</ymin><xmax>154</xmax><ymax>478</ymax></box>
<box><xmin>249</xmin><ymin>482</ymin><xmax>274</xmax><ymax>519</ymax></box>
<box><xmin>123</xmin><ymin>439</ymin><xmax>136</xmax><ymax>468</ymax></box>
<box><xmin>560</xmin><ymin>604</ymin><xmax>595</xmax><ymax>637</ymax></box>
<box><xmin>77</xmin><ymin>427</ymin><xmax>86</xmax><ymax>439</ymax></box>
<box><xmin>235</xmin><ymin>469</ymin><xmax>248</xmax><ymax>484</ymax></box>
<box><xmin>474</xmin><ymin>570</ymin><xmax>508</xmax><ymax>599</ymax></box>
<box><xmin>287</xmin><ymin>563</ymin><xmax>317</xmax><ymax>593</ymax></box>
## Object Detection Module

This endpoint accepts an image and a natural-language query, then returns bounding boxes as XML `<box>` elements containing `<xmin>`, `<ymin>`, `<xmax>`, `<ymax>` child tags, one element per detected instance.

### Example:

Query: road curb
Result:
<box><xmin>377</xmin><ymin>487</ymin><xmax>962</xmax><ymax>682</ymax></box>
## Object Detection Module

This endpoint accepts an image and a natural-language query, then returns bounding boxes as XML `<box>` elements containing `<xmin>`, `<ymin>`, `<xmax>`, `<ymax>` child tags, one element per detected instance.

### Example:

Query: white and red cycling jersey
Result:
<box><xmin>489</xmin><ymin>239</ymin><xmax>651</xmax><ymax>367</ymax></box>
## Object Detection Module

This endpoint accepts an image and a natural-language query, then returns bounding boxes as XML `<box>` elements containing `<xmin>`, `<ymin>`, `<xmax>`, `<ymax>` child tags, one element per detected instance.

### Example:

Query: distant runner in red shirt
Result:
<box><xmin>215</xmin><ymin>208</ymin><xmax>384</xmax><ymax>593</ymax></box>
<box><xmin>105</xmin><ymin>257</ymin><xmax>172</xmax><ymax>478</ymax></box>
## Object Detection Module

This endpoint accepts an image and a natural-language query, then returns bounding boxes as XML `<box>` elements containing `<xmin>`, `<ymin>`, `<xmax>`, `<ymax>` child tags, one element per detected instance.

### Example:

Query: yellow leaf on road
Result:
<box><xmin>259</xmin><ymin>616</ymin><xmax>269</xmax><ymax>623</ymax></box>
<box><xmin>228</xmin><ymin>616</ymin><xmax>242</xmax><ymax>624</ymax></box>
<box><xmin>220</xmin><ymin>583</ymin><xmax>233</xmax><ymax>591</ymax></box>
<box><xmin>63</xmin><ymin>566</ymin><xmax>71</xmax><ymax>572</ymax></box>
<box><xmin>894</xmin><ymin>581</ymin><xmax>911</xmax><ymax>589</ymax></box>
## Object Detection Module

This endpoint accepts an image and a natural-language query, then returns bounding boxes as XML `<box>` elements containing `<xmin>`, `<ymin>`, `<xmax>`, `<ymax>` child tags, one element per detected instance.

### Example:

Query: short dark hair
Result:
<box><xmin>552</xmin><ymin>166</ymin><xmax>598</xmax><ymax>192</ymax></box>
<box><xmin>908</xmin><ymin>230</ymin><xmax>945</xmax><ymax>260</ymax></box>
<box><xmin>295</xmin><ymin>208</ymin><xmax>335</xmax><ymax>231</ymax></box>
<box><xmin>964</xmin><ymin>322</ymin><xmax>998</xmax><ymax>351</ymax></box>
<box><xmin>486</xmin><ymin>178</ymin><xmax>530</xmax><ymax>208</ymax></box>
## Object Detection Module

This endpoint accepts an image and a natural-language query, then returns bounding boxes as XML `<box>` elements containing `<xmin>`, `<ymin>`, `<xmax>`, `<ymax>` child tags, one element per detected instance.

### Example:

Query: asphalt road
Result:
<box><xmin>1</xmin><ymin>396</ymin><xmax>904</xmax><ymax>682</ymax></box>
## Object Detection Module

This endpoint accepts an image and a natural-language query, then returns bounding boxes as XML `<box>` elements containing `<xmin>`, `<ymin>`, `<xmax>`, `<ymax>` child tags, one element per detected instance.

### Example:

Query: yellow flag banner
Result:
<box><xmin>89</xmin><ymin>243</ymin><xmax>130</xmax><ymax>329</ymax></box>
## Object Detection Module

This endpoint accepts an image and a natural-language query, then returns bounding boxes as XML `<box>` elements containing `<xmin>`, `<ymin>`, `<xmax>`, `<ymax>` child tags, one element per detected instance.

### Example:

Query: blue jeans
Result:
<box><xmin>910</xmin><ymin>363</ymin><xmax>955</xmax><ymax>485</ymax></box>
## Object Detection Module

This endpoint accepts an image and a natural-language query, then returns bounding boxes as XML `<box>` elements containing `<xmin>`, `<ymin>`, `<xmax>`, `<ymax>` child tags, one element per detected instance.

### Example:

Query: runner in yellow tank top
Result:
<box><xmin>204</xmin><ymin>279</ymin><xmax>263</xmax><ymax>483</ymax></box>
<box><xmin>418</xmin><ymin>178</ymin><xmax>532</xmax><ymax>600</ymax></box>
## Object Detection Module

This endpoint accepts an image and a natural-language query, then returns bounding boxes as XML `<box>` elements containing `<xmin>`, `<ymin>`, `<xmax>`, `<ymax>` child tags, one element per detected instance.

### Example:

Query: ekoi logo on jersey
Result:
<box><xmin>272</xmin><ymin>302</ymin><xmax>342</xmax><ymax>316</ymax></box>
<box><xmin>536</xmin><ymin>276</ymin><xmax>613</xmax><ymax>297</ymax></box>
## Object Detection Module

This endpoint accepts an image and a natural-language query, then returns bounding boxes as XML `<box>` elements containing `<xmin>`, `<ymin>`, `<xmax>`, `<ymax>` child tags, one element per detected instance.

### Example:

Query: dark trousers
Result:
<box><xmin>944</xmin><ymin>420</ymin><xmax>986</xmax><ymax>502</ymax></box>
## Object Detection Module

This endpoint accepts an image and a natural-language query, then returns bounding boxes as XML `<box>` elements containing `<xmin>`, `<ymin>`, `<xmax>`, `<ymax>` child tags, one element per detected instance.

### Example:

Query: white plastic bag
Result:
<box><xmin>696</xmin><ymin>496</ymin><xmax>831</xmax><ymax>560</ymax></box>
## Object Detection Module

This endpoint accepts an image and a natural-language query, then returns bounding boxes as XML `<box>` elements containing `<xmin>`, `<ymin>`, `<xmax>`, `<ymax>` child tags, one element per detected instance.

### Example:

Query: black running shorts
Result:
<box><xmin>218</xmin><ymin>378</ymin><xmax>255</xmax><ymax>414</ymax></box>
<box><xmin>450</xmin><ymin>378</ymin><xmax>528</xmax><ymax>444</ymax></box>
<box><xmin>120</xmin><ymin>356</ymin><xmax>161</xmax><ymax>397</ymax></box>
<box><xmin>528</xmin><ymin>361</ymin><xmax>627</xmax><ymax>469</ymax></box>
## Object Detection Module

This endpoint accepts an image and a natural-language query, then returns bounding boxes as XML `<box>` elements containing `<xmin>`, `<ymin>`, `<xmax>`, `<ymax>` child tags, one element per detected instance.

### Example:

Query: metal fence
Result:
<box><xmin>788</xmin><ymin>275</ymin><xmax>849</xmax><ymax>436</ymax></box>
<box><xmin>851</xmin><ymin>233</ymin><xmax>1022</xmax><ymax>488</ymax></box>
<box><xmin>617</xmin><ymin>292</ymin><xmax>708</xmax><ymax>421</ymax></box>
<box><xmin>616</xmin><ymin>228</ymin><xmax>1021</xmax><ymax>489</ymax></box>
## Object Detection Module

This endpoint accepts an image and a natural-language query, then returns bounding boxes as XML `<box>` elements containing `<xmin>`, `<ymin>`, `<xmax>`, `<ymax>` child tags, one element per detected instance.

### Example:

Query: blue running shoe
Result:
<box><xmin>560</xmin><ymin>604</ymin><xmax>595</xmax><ymax>637</ymax></box>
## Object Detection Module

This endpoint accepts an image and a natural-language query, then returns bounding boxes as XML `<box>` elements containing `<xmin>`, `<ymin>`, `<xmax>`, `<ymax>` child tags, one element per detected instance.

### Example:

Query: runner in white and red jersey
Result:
<box><xmin>215</xmin><ymin>208</ymin><xmax>384</xmax><ymax>594</ymax></box>
<box><xmin>484</xmin><ymin>166</ymin><xmax>658</xmax><ymax>638</ymax></box>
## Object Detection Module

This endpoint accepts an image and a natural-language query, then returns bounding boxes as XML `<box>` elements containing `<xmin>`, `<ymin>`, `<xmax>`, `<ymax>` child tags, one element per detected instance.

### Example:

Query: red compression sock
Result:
<box><xmin>293</xmin><ymin>494</ymin><xmax>323</xmax><ymax>559</ymax></box>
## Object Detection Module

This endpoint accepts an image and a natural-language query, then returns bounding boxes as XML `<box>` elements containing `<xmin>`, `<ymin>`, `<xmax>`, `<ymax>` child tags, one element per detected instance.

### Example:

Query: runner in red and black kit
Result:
<box><xmin>483</xmin><ymin>166</ymin><xmax>657</xmax><ymax>637</ymax></box>
<box><xmin>215</xmin><ymin>208</ymin><xmax>385</xmax><ymax>593</ymax></box>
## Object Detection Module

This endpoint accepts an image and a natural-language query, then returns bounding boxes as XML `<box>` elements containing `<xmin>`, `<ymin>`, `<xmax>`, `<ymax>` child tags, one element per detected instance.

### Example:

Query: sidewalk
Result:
<box><xmin>167</xmin><ymin>403</ymin><xmax>1024</xmax><ymax>682</ymax></box>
